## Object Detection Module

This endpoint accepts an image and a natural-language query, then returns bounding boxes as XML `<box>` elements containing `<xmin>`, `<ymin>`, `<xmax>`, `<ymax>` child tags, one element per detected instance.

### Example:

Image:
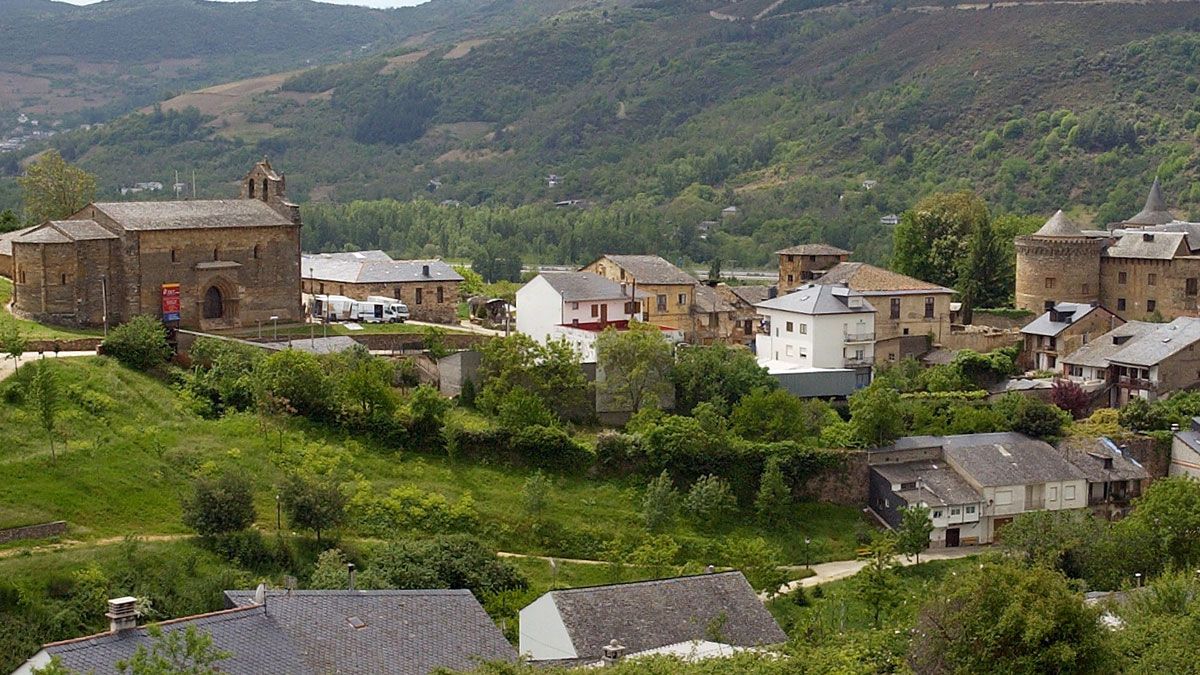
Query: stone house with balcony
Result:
<box><xmin>1061</xmin><ymin>320</ymin><xmax>1157</xmax><ymax>384</ymax></box>
<box><xmin>301</xmin><ymin>251</ymin><xmax>463</xmax><ymax>323</ymax></box>
<box><xmin>776</xmin><ymin>244</ymin><xmax>850</xmax><ymax>293</ymax></box>
<box><xmin>1106</xmin><ymin>316</ymin><xmax>1200</xmax><ymax>404</ymax></box>
<box><xmin>583</xmin><ymin>254</ymin><xmax>698</xmax><ymax>338</ymax></box>
<box><xmin>1059</xmin><ymin>437</ymin><xmax>1149</xmax><ymax>520</ymax></box>
<box><xmin>1019</xmin><ymin>302</ymin><xmax>1122</xmax><ymax>371</ymax></box>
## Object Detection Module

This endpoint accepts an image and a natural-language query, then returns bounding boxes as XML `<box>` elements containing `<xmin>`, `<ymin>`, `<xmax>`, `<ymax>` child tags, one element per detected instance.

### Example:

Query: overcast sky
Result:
<box><xmin>57</xmin><ymin>0</ymin><xmax>430</xmax><ymax>7</ymax></box>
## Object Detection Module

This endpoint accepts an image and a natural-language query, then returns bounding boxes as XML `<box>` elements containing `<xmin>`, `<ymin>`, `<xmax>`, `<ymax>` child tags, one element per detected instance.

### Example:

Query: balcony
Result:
<box><xmin>844</xmin><ymin>355</ymin><xmax>874</xmax><ymax>368</ymax></box>
<box><xmin>844</xmin><ymin>331</ymin><xmax>875</xmax><ymax>343</ymax></box>
<box><xmin>1118</xmin><ymin>375</ymin><xmax>1155</xmax><ymax>390</ymax></box>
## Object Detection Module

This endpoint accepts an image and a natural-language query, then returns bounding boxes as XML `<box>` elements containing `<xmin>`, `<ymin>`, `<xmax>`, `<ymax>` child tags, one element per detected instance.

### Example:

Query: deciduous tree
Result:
<box><xmin>896</xmin><ymin>505</ymin><xmax>933</xmax><ymax>563</ymax></box>
<box><xmin>595</xmin><ymin>321</ymin><xmax>674</xmax><ymax>413</ymax></box>
<box><xmin>181</xmin><ymin>472</ymin><xmax>256</xmax><ymax>537</ymax></box>
<box><xmin>19</xmin><ymin>150</ymin><xmax>97</xmax><ymax>223</ymax></box>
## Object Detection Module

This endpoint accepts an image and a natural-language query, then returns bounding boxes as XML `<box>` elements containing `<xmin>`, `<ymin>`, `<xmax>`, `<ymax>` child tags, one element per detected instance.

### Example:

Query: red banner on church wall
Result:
<box><xmin>162</xmin><ymin>283</ymin><xmax>181</xmax><ymax>322</ymax></box>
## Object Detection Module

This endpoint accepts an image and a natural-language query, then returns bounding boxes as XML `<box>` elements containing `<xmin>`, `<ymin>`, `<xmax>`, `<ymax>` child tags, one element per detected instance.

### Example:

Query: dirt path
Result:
<box><xmin>769</xmin><ymin>545</ymin><xmax>986</xmax><ymax>597</ymax></box>
<box><xmin>0</xmin><ymin>351</ymin><xmax>97</xmax><ymax>382</ymax></box>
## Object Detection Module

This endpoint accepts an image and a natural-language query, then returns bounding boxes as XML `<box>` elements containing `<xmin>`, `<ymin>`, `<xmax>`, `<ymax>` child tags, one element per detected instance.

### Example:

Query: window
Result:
<box><xmin>932</xmin><ymin>510</ymin><xmax>943</xmax><ymax>519</ymax></box>
<box><xmin>319</xmin><ymin>283</ymin><xmax>325</xmax><ymax>294</ymax></box>
<box><xmin>785</xmin><ymin>345</ymin><xmax>794</xmax><ymax>357</ymax></box>
<box><xmin>924</xmin><ymin>297</ymin><xmax>935</xmax><ymax>319</ymax></box>
<box><xmin>572</xmin><ymin>301</ymin><xmax>579</xmax><ymax>310</ymax></box>
<box><xmin>213</xmin><ymin>247</ymin><xmax>219</xmax><ymax>261</ymax></box>
<box><xmin>965</xmin><ymin>505</ymin><xmax>976</xmax><ymax>514</ymax></box>
<box><xmin>799</xmin><ymin>323</ymin><xmax>808</xmax><ymax>334</ymax></box>
<box><xmin>1118</xmin><ymin>298</ymin><xmax>1127</xmax><ymax>311</ymax></box>
<box><xmin>1148</xmin><ymin>299</ymin><xmax>1157</xmax><ymax>312</ymax></box>
<box><xmin>415</xmin><ymin>288</ymin><xmax>423</xmax><ymax>305</ymax></box>
<box><xmin>1082</xmin><ymin>283</ymin><xmax>1089</xmax><ymax>294</ymax></box>
<box><xmin>1045</xmin><ymin>277</ymin><xmax>1056</xmax><ymax>289</ymax></box>
<box><xmin>900</xmin><ymin>481</ymin><xmax>917</xmax><ymax>491</ymax></box>
<box><xmin>950</xmin><ymin>507</ymin><xmax>960</xmax><ymax>515</ymax></box>
<box><xmin>1050</xmin><ymin>486</ymin><xmax>1058</xmax><ymax>501</ymax></box>
<box><xmin>253</xmin><ymin>244</ymin><xmax>261</xmax><ymax>260</ymax></box>
<box><xmin>1119</xmin><ymin>271</ymin><xmax>1127</xmax><ymax>284</ymax></box>
<box><xmin>656</xmin><ymin>294</ymin><xmax>667</xmax><ymax>312</ymax></box>
<box><xmin>60</xmin><ymin>273</ymin><xmax>67</xmax><ymax>285</ymax></box>
<box><xmin>890</xmin><ymin>298</ymin><xmax>900</xmax><ymax>319</ymax></box>
<box><xmin>171</xmin><ymin>249</ymin><xmax>178</xmax><ymax>263</ymax></box>
<box><xmin>591</xmin><ymin>304</ymin><xmax>599</xmax><ymax>317</ymax></box>
<box><xmin>394</xmin><ymin>289</ymin><xmax>401</xmax><ymax>300</ymax></box>
<box><xmin>1149</xmin><ymin>273</ymin><xmax>1157</xmax><ymax>286</ymax></box>
<box><xmin>787</xmin><ymin>274</ymin><xmax>794</xmax><ymax>284</ymax></box>
<box><xmin>996</xmin><ymin>490</ymin><xmax>1013</xmax><ymax>505</ymax></box>
<box><xmin>1064</xmin><ymin>485</ymin><xmax>1076</xmax><ymax>501</ymax></box>
<box><xmin>1189</xmin><ymin>278</ymin><xmax>1199</xmax><ymax>296</ymax></box>
<box><xmin>437</xmin><ymin>286</ymin><xmax>444</xmax><ymax>303</ymax></box>
<box><xmin>786</xmin><ymin>321</ymin><xmax>794</xmax><ymax>333</ymax></box>
<box><xmin>17</xmin><ymin>270</ymin><xmax>25</xmax><ymax>284</ymax></box>
<box><xmin>678</xmin><ymin>293</ymin><xmax>687</xmax><ymax>306</ymax></box>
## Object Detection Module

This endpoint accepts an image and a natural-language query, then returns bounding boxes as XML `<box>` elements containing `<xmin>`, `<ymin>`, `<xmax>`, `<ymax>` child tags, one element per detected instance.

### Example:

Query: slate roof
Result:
<box><xmin>598</xmin><ymin>255</ymin><xmax>696</xmax><ymax>285</ymax></box>
<box><xmin>1021</xmin><ymin>302</ymin><xmax>1108</xmax><ymax>337</ymax></box>
<box><xmin>263</xmin><ymin>336</ymin><xmax>361</xmax><ymax>355</ymax></box>
<box><xmin>12</xmin><ymin>220</ymin><xmax>117</xmax><ymax>246</ymax></box>
<box><xmin>1126</xmin><ymin>178</ymin><xmax>1177</xmax><ymax>225</ymax></box>
<box><xmin>873</xmin><ymin>460</ymin><xmax>980</xmax><ymax>506</ymax></box>
<box><xmin>693</xmin><ymin>284</ymin><xmax>736</xmax><ymax>314</ymax></box>
<box><xmin>775</xmin><ymin>244</ymin><xmax>851</xmax><ymax>256</ymax></box>
<box><xmin>12</xmin><ymin>225</ymin><xmax>70</xmax><ymax>244</ymax></box>
<box><xmin>303</xmin><ymin>253</ymin><xmax>464</xmax><ymax>284</ymax></box>
<box><xmin>1058</xmin><ymin>437</ymin><xmax>1149</xmax><ymax>483</ymax></box>
<box><xmin>92</xmin><ymin>200</ymin><xmax>294</xmax><ymax>231</ymax></box>
<box><xmin>1034</xmin><ymin>210</ymin><xmax>1085</xmax><ymax>237</ymax></box>
<box><xmin>540</xmin><ymin>572</ymin><xmax>787</xmax><ymax>662</ymax></box>
<box><xmin>1106</xmin><ymin>317</ymin><xmax>1200</xmax><ymax>368</ymax></box>
<box><xmin>1061</xmin><ymin>321</ymin><xmax>1157</xmax><ymax>369</ymax></box>
<box><xmin>1103</xmin><ymin>231</ymin><xmax>1187</xmax><ymax>260</ymax></box>
<box><xmin>812</xmin><ymin>262</ymin><xmax>953</xmax><ymax>295</ymax></box>
<box><xmin>724</xmin><ymin>284</ymin><xmax>771</xmax><ymax>306</ymax></box>
<box><xmin>755</xmin><ymin>283</ymin><xmax>874</xmax><ymax>315</ymax></box>
<box><xmin>941</xmin><ymin>432</ymin><xmax>1087</xmax><ymax>487</ymax></box>
<box><xmin>1137</xmin><ymin>221</ymin><xmax>1200</xmax><ymax>252</ymax></box>
<box><xmin>31</xmin><ymin>590</ymin><xmax>515</xmax><ymax>675</ymax></box>
<box><xmin>0</xmin><ymin>226</ymin><xmax>36</xmax><ymax>256</ymax></box>
<box><xmin>40</xmin><ymin>606</ymin><xmax>306</xmax><ymax>674</ymax></box>
<box><xmin>539</xmin><ymin>271</ymin><xmax>644</xmax><ymax>302</ymax></box>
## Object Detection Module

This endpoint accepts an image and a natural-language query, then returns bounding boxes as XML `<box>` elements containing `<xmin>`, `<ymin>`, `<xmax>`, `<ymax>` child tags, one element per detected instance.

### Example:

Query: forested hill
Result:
<box><xmin>16</xmin><ymin>0</ymin><xmax>1200</xmax><ymax>268</ymax></box>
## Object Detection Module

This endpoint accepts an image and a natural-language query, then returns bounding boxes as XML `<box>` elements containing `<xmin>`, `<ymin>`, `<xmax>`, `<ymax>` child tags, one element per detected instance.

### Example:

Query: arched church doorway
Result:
<box><xmin>203</xmin><ymin>286</ymin><xmax>224</xmax><ymax>319</ymax></box>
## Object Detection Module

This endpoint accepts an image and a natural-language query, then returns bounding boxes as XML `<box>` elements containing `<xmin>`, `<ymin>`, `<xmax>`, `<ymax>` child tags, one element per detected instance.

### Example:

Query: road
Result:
<box><xmin>771</xmin><ymin>545</ymin><xmax>986</xmax><ymax>596</ymax></box>
<box><xmin>0</xmin><ymin>350</ymin><xmax>97</xmax><ymax>382</ymax></box>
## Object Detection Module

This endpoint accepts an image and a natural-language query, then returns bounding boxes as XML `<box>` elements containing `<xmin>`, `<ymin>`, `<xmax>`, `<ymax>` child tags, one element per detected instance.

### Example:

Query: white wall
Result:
<box><xmin>1171</xmin><ymin>437</ymin><xmax>1200</xmax><ymax>478</ymax></box>
<box><xmin>519</xmin><ymin>594</ymin><xmax>577</xmax><ymax>661</ymax></box>
<box><xmin>516</xmin><ymin>275</ymin><xmax>636</xmax><ymax>350</ymax></box>
<box><xmin>755</xmin><ymin>308</ymin><xmax>874</xmax><ymax>369</ymax></box>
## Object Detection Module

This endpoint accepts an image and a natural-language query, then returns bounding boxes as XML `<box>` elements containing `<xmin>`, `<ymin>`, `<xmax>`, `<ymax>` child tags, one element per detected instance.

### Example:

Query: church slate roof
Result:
<box><xmin>775</xmin><ymin>244</ymin><xmax>851</xmax><ymax>256</ymax></box>
<box><xmin>50</xmin><ymin>220</ymin><xmax>118</xmax><ymax>240</ymax></box>
<box><xmin>13</xmin><ymin>225</ymin><xmax>71</xmax><ymax>244</ymax></box>
<box><xmin>812</xmin><ymin>262</ymin><xmax>953</xmax><ymax>295</ymax></box>
<box><xmin>1034</xmin><ymin>210</ymin><xmax>1085</xmax><ymax>237</ymax></box>
<box><xmin>596</xmin><ymin>255</ymin><xmax>697</xmax><ymax>285</ymax></box>
<box><xmin>0</xmin><ymin>226</ymin><xmax>37</xmax><ymax>256</ymax></box>
<box><xmin>1126</xmin><ymin>178</ymin><xmax>1177</xmax><ymax>225</ymax></box>
<box><xmin>91</xmin><ymin>200</ymin><xmax>294</xmax><ymax>231</ymax></box>
<box><xmin>538</xmin><ymin>572</ymin><xmax>787</xmax><ymax>663</ymax></box>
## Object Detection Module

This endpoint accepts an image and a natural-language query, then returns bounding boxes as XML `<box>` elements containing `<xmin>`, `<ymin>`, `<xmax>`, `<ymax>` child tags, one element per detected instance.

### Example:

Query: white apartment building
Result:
<box><xmin>753</xmin><ymin>283</ymin><xmax>875</xmax><ymax>389</ymax></box>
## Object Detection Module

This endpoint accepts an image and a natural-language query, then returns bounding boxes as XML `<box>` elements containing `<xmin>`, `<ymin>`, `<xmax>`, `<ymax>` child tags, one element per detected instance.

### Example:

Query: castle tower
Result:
<box><xmin>240</xmin><ymin>158</ymin><xmax>299</xmax><ymax>224</ymax></box>
<box><xmin>1123</xmin><ymin>177</ymin><xmax>1177</xmax><ymax>226</ymax></box>
<box><xmin>1014</xmin><ymin>210</ymin><xmax>1103</xmax><ymax>313</ymax></box>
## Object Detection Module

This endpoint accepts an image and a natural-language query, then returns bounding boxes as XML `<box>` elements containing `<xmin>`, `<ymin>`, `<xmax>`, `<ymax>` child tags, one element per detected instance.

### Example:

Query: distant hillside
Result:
<box><xmin>16</xmin><ymin>0</ymin><xmax>1200</xmax><ymax>268</ymax></box>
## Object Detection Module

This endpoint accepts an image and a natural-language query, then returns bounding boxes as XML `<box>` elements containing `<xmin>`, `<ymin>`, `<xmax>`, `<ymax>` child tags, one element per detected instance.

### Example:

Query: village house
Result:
<box><xmin>1170</xmin><ymin>417</ymin><xmax>1200</xmax><ymax>479</ymax></box>
<box><xmin>515</xmin><ymin>271</ymin><xmax>682</xmax><ymax>362</ymax></box>
<box><xmin>1019</xmin><ymin>302</ymin><xmax>1123</xmax><ymax>371</ymax></box>
<box><xmin>1015</xmin><ymin>183</ymin><xmax>1200</xmax><ymax>322</ymax></box>
<box><xmin>775</xmin><ymin>244</ymin><xmax>850</xmax><ymax>293</ymax></box>
<box><xmin>716</xmin><ymin>283</ymin><xmax>770</xmax><ymax>347</ymax></box>
<box><xmin>15</xmin><ymin>589</ymin><xmax>516</xmax><ymax>674</ymax></box>
<box><xmin>868</xmin><ymin>432</ymin><xmax>1145</xmax><ymax>546</ymax></box>
<box><xmin>690</xmin><ymin>284</ymin><xmax>737</xmax><ymax>344</ymax></box>
<box><xmin>1060</xmin><ymin>320</ymin><xmax>1157</xmax><ymax>384</ymax></box>
<box><xmin>301</xmin><ymin>251</ymin><xmax>463</xmax><ymax>323</ymax></box>
<box><xmin>582</xmin><ymin>254</ymin><xmax>716</xmax><ymax>341</ymax></box>
<box><xmin>754</xmin><ymin>282</ymin><xmax>875</xmax><ymax>390</ymax></box>
<box><xmin>4</xmin><ymin>160</ymin><xmax>303</xmax><ymax>330</ymax></box>
<box><xmin>518</xmin><ymin>572</ymin><xmax>786</xmax><ymax>666</ymax></box>
<box><xmin>1105</xmin><ymin>316</ymin><xmax>1200</xmax><ymax>404</ymax></box>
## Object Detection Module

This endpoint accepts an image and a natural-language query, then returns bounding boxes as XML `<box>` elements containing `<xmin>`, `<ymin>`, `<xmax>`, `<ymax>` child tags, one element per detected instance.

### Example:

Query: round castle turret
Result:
<box><xmin>1014</xmin><ymin>210</ymin><xmax>1104</xmax><ymax>313</ymax></box>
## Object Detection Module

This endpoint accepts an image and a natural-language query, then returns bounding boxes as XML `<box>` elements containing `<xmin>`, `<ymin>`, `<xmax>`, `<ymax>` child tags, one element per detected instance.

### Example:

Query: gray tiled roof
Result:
<box><xmin>1061</xmin><ymin>321</ymin><xmax>1157</xmax><ymax>368</ymax></box>
<box><xmin>51</xmin><ymin>220</ymin><xmax>119</xmax><ymax>241</ymax></box>
<box><xmin>941</xmin><ymin>432</ymin><xmax>1087</xmax><ymax>487</ymax></box>
<box><xmin>1020</xmin><ymin>302</ymin><xmax>1106</xmax><ymax>337</ymax></box>
<box><xmin>223</xmin><ymin>589</ymin><xmax>515</xmax><ymax>674</ymax></box>
<box><xmin>0</xmin><ymin>226</ymin><xmax>36</xmax><ymax>256</ymax></box>
<box><xmin>873</xmin><ymin>460</ymin><xmax>980</xmax><ymax>506</ymax></box>
<box><xmin>43</xmin><ymin>606</ymin><xmax>306</xmax><ymax>674</ymax></box>
<box><xmin>1106</xmin><ymin>317</ymin><xmax>1200</xmax><ymax>368</ymax></box>
<box><xmin>34</xmin><ymin>590</ymin><xmax>515</xmax><ymax>675</ymax></box>
<box><xmin>813</xmin><ymin>262</ymin><xmax>953</xmax><ymax>295</ymax></box>
<box><xmin>1034</xmin><ymin>210</ymin><xmax>1085</xmax><ymax>237</ymax></box>
<box><xmin>539</xmin><ymin>271</ymin><xmax>644</xmax><ymax>302</ymax></box>
<box><xmin>93</xmin><ymin>200</ymin><xmax>294</xmax><ymax>230</ymax></box>
<box><xmin>775</xmin><ymin>244</ymin><xmax>851</xmax><ymax>256</ymax></box>
<box><xmin>693</xmin><ymin>285</ymin><xmax>736</xmax><ymax>314</ymax></box>
<box><xmin>1126</xmin><ymin>178</ymin><xmax>1177</xmax><ymax>225</ymax></box>
<box><xmin>599</xmin><ymin>255</ymin><xmax>696</xmax><ymax>285</ymax></box>
<box><xmin>754</xmin><ymin>283</ymin><xmax>874</xmax><ymax>315</ymax></box>
<box><xmin>12</xmin><ymin>225</ymin><xmax>71</xmax><ymax>244</ymax></box>
<box><xmin>725</xmin><ymin>285</ymin><xmax>771</xmax><ymax>306</ymax></box>
<box><xmin>1058</xmin><ymin>437</ymin><xmax>1149</xmax><ymax>483</ymax></box>
<box><xmin>543</xmin><ymin>572</ymin><xmax>786</xmax><ymax>662</ymax></box>
<box><xmin>1104</xmin><ymin>230</ymin><xmax>1187</xmax><ymax>260</ymax></box>
<box><xmin>303</xmin><ymin>253</ymin><xmax>464</xmax><ymax>284</ymax></box>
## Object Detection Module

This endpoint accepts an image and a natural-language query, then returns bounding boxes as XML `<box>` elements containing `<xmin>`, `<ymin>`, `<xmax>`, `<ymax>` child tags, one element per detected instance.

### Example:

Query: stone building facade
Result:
<box><xmin>301</xmin><ymin>252</ymin><xmax>463</xmax><ymax>323</ymax></box>
<box><xmin>582</xmin><ymin>254</ymin><xmax>698</xmax><ymax>337</ymax></box>
<box><xmin>1016</xmin><ymin>182</ymin><xmax>1200</xmax><ymax>322</ymax></box>
<box><xmin>7</xmin><ymin>160</ymin><xmax>302</xmax><ymax>330</ymax></box>
<box><xmin>776</xmin><ymin>244</ymin><xmax>850</xmax><ymax>293</ymax></box>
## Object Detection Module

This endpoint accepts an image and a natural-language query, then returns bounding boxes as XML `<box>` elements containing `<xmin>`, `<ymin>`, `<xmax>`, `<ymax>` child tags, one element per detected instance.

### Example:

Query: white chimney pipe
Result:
<box><xmin>106</xmin><ymin>597</ymin><xmax>139</xmax><ymax>633</ymax></box>
<box><xmin>601</xmin><ymin>639</ymin><xmax>626</xmax><ymax>666</ymax></box>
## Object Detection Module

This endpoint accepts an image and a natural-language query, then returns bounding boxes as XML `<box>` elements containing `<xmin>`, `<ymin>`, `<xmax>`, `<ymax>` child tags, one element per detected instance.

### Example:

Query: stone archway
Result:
<box><xmin>203</xmin><ymin>286</ymin><xmax>224</xmax><ymax>319</ymax></box>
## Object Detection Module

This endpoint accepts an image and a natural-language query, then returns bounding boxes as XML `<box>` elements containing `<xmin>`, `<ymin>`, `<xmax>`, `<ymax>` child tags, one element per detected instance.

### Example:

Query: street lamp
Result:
<box><xmin>270</xmin><ymin>315</ymin><xmax>280</xmax><ymax>341</ymax></box>
<box><xmin>804</xmin><ymin>537</ymin><xmax>812</xmax><ymax>571</ymax></box>
<box><xmin>275</xmin><ymin>494</ymin><xmax>281</xmax><ymax>531</ymax></box>
<box><xmin>1135</xmin><ymin>572</ymin><xmax>1143</xmax><ymax>587</ymax></box>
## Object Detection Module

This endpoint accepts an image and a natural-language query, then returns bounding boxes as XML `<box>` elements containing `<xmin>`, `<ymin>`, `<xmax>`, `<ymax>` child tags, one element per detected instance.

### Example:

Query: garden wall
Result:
<box><xmin>0</xmin><ymin>520</ymin><xmax>66</xmax><ymax>544</ymax></box>
<box><xmin>795</xmin><ymin>449</ymin><xmax>868</xmax><ymax>506</ymax></box>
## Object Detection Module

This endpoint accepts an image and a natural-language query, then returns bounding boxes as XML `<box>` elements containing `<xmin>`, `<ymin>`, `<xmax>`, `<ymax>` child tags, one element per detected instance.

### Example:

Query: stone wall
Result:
<box><xmin>1121</xmin><ymin>435</ymin><xmax>1170</xmax><ymax>480</ymax></box>
<box><xmin>348</xmin><ymin>332</ymin><xmax>490</xmax><ymax>353</ymax></box>
<box><xmin>778</xmin><ymin>252</ymin><xmax>848</xmax><ymax>293</ymax></box>
<box><xmin>1014</xmin><ymin>235</ymin><xmax>1103</xmax><ymax>313</ymax></box>
<box><xmin>942</xmin><ymin>326</ymin><xmax>1021</xmax><ymax>354</ymax></box>
<box><xmin>26</xmin><ymin>338</ymin><xmax>101</xmax><ymax>353</ymax></box>
<box><xmin>795</xmin><ymin>449</ymin><xmax>869</xmax><ymax>506</ymax></box>
<box><xmin>301</xmin><ymin>278</ymin><xmax>461</xmax><ymax>323</ymax></box>
<box><xmin>1099</xmin><ymin>255</ymin><xmax>1200</xmax><ymax>321</ymax></box>
<box><xmin>872</xmin><ymin>292</ymin><xmax>954</xmax><ymax>356</ymax></box>
<box><xmin>0</xmin><ymin>520</ymin><xmax>66</xmax><ymax>544</ymax></box>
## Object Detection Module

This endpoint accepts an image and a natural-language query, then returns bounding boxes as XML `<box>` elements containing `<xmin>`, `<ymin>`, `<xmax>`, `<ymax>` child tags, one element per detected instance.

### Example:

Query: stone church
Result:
<box><xmin>1016</xmin><ymin>179</ymin><xmax>1200</xmax><ymax>322</ymax></box>
<box><xmin>4</xmin><ymin>160</ymin><xmax>302</xmax><ymax>330</ymax></box>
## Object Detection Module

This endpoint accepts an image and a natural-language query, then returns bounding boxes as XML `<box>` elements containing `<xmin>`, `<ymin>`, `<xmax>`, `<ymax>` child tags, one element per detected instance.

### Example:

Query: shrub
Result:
<box><xmin>755</xmin><ymin>460</ymin><xmax>791</xmax><ymax>526</ymax></box>
<box><xmin>509</xmin><ymin>425</ymin><xmax>593</xmax><ymax>470</ymax></box>
<box><xmin>352</xmin><ymin>486</ymin><xmax>477</xmax><ymax>536</ymax></box>
<box><xmin>683</xmin><ymin>474</ymin><xmax>738</xmax><ymax>526</ymax></box>
<box><xmin>101</xmin><ymin>316</ymin><xmax>171</xmax><ymax>370</ymax></box>
<box><xmin>642</xmin><ymin>470</ymin><xmax>679</xmax><ymax>531</ymax></box>
<box><xmin>594</xmin><ymin>431</ymin><xmax>639</xmax><ymax>473</ymax></box>
<box><xmin>521</xmin><ymin>470</ymin><xmax>551</xmax><ymax>519</ymax></box>
<box><xmin>362</xmin><ymin>535</ymin><xmax>527</xmax><ymax>596</ymax></box>
<box><xmin>495</xmin><ymin>387</ymin><xmax>558</xmax><ymax>430</ymax></box>
<box><xmin>255</xmin><ymin>350</ymin><xmax>333</xmax><ymax>420</ymax></box>
<box><xmin>181</xmin><ymin>472</ymin><xmax>256</xmax><ymax>537</ymax></box>
<box><xmin>1051</xmin><ymin>379</ymin><xmax>1090</xmax><ymax>419</ymax></box>
<box><xmin>279</xmin><ymin>472</ymin><xmax>348</xmax><ymax>543</ymax></box>
<box><xmin>1013</xmin><ymin>398</ymin><xmax>1070</xmax><ymax>440</ymax></box>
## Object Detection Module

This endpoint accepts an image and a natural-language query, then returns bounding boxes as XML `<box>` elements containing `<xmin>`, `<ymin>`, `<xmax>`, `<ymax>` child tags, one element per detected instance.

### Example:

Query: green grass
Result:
<box><xmin>0</xmin><ymin>357</ymin><xmax>867</xmax><ymax>565</ymax></box>
<box><xmin>218</xmin><ymin>320</ymin><xmax>471</xmax><ymax>339</ymax></box>
<box><xmin>0</xmin><ymin>278</ymin><xmax>102</xmax><ymax>341</ymax></box>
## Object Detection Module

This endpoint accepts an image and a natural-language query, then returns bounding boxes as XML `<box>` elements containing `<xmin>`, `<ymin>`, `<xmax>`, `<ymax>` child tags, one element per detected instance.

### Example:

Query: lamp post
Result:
<box><xmin>1135</xmin><ymin>572</ymin><xmax>1143</xmax><ymax>588</ymax></box>
<box><xmin>270</xmin><ymin>315</ymin><xmax>279</xmax><ymax>341</ymax></box>
<box><xmin>804</xmin><ymin>537</ymin><xmax>812</xmax><ymax>571</ymax></box>
<box><xmin>275</xmin><ymin>494</ymin><xmax>281</xmax><ymax>531</ymax></box>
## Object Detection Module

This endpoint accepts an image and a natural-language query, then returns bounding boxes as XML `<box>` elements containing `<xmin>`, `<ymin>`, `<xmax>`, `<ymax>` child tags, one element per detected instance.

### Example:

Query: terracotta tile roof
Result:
<box><xmin>813</xmin><ymin>262</ymin><xmax>952</xmax><ymax>295</ymax></box>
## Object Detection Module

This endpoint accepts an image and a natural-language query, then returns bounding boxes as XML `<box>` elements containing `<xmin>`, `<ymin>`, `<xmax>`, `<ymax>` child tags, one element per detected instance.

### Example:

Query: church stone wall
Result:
<box><xmin>1014</xmin><ymin>236</ymin><xmax>1103</xmax><ymax>313</ymax></box>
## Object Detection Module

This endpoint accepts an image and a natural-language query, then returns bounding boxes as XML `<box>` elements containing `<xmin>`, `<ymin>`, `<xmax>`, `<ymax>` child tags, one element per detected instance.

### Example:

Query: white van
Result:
<box><xmin>366</xmin><ymin>296</ymin><xmax>410</xmax><ymax>323</ymax></box>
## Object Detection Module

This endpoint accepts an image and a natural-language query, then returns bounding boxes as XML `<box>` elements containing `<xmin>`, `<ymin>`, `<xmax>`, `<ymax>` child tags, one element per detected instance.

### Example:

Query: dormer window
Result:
<box><xmin>1143</xmin><ymin>233</ymin><xmax>1155</xmax><ymax>242</ymax></box>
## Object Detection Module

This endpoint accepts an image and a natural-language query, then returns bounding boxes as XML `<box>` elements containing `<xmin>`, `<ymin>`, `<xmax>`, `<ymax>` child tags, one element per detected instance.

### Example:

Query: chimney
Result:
<box><xmin>1171</xmin><ymin>423</ymin><xmax>1181</xmax><ymax>433</ymax></box>
<box><xmin>106</xmin><ymin>597</ymin><xmax>139</xmax><ymax>633</ymax></box>
<box><xmin>601</xmin><ymin>639</ymin><xmax>626</xmax><ymax>666</ymax></box>
<box><xmin>768</xmin><ymin>286</ymin><xmax>778</xmax><ymax>299</ymax></box>
<box><xmin>422</xmin><ymin>264</ymin><xmax>431</xmax><ymax>277</ymax></box>
<box><xmin>348</xmin><ymin>563</ymin><xmax>357</xmax><ymax>591</ymax></box>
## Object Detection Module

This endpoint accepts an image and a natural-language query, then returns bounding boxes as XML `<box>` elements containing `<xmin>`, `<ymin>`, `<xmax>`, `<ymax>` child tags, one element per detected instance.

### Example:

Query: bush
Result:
<box><xmin>362</xmin><ymin>535</ymin><xmax>528</xmax><ymax>596</ymax></box>
<box><xmin>181</xmin><ymin>472</ymin><xmax>256</xmax><ymax>537</ymax></box>
<box><xmin>642</xmin><ymin>470</ymin><xmax>679</xmax><ymax>531</ymax></box>
<box><xmin>255</xmin><ymin>350</ymin><xmax>333</xmax><ymax>420</ymax></box>
<box><xmin>495</xmin><ymin>387</ymin><xmax>558</xmax><ymax>431</ymax></box>
<box><xmin>509</xmin><ymin>425</ymin><xmax>593</xmax><ymax>470</ymax></box>
<box><xmin>351</xmin><ymin>486</ymin><xmax>477</xmax><ymax>536</ymax></box>
<box><xmin>1051</xmin><ymin>379</ymin><xmax>1090</xmax><ymax>419</ymax></box>
<box><xmin>1013</xmin><ymin>398</ymin><xmax>1070</xmax><ymax>440</ymax></box>
<box><xmin>101</xmin><ymin>316</ymin><xmax>171</xmax><ymax>370</ymax></box>
<box><xmin>682</xmin><ymin>475</ymin><xmax>738</xmax><ymax>526</ymax></box>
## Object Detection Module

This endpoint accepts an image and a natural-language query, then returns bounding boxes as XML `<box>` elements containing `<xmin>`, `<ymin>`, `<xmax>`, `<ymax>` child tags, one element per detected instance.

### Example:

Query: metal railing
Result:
<box><xmin>844</xmin><ymin>331</ymin><xmax>875</xmax><ymax>342</ymax></box>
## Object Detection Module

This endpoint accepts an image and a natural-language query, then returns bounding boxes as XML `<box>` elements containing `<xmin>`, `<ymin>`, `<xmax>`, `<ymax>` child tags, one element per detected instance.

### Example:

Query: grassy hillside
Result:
<box><xmin>21</xmin><ymin>0</ymin><xmax>1200</xmax><ymax>268</ymax></box>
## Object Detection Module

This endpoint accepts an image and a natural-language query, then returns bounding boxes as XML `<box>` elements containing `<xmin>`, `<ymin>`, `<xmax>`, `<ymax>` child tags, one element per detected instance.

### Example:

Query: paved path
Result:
<box><xmin>0</xmin><ymin>350</ymin><xmax>97</xmax><ymax>382</ymax></box>
<box><xmin>772</xmin><ymin>546</ymin><xmax>987</xmax><ymax>596</ymax></box>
